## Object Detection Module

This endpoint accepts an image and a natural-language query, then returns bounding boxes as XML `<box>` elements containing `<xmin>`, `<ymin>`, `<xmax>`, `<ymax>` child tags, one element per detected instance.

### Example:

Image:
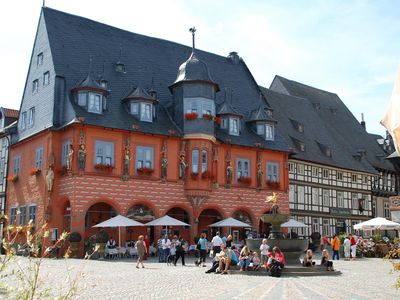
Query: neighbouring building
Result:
<box><xmin>5</xmin><ymin>7</ymin><xmax>291</xmax><ymax>255</ymax></box>
<box><xmin>265</xmin><ymin>76</ymin><xmax>398</xmax><ymax>237</ymax></box>
<box><xmin>0</xmin><ymin>107</ymin><xmax>19</xmax><ymax>242</ymax></box>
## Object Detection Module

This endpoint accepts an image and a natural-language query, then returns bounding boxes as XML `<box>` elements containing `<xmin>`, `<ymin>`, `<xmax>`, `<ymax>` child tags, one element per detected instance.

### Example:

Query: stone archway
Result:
<box><xmin>126</xmin><ymin>204</ymin><xmax>155</xmax><ymax>243</ymax></box>
<box><xmin>232</xmin><ymin>209</ymin><xmax>253</xmax><ymax>242</ymax></box>
<box><xmin>84</xmin><ymin>202</ymin><xmax>118</xmax><ymax>247</ymax></box>
<box><xmin>165</xmin><ymin>207</ymin><xmax>191</xmax><ymax>242</ymax></box>
<box><xmin>198</xmin><ymin>208</ymin><xmax>223</xmax><ymax>238</ymax></box>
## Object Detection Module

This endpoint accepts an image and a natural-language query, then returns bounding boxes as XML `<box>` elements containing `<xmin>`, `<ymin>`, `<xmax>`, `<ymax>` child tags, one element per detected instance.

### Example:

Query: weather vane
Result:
<box><xmin>189</xmin><ymin>27</ymin><xmax>196</xmax><ymax>52</ymax></box>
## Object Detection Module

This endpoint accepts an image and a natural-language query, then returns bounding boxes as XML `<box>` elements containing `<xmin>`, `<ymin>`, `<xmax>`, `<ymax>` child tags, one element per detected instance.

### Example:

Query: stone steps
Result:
<box><xmin>229</xmin><ymin>265</ymin><xmax>342</xmax><ymax>277</ymax></box>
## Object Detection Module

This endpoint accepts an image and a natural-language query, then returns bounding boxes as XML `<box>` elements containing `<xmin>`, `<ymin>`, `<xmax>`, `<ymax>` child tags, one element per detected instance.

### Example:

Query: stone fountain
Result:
<box><xmin>246</xmin><ymin>195</ymin><xmax>308</xmax><ymax>265</ymax></box>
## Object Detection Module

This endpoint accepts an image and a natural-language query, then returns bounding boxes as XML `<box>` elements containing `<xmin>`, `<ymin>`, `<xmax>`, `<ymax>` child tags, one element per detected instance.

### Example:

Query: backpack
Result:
<box><xmin>270</xmin><ymin>260</ymin><xmax>282</xmax><ymax>277</ymax></box>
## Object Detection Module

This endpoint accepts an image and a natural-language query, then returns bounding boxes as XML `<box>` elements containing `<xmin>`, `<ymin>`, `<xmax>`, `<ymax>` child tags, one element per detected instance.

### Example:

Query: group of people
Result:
<box><xmin>320</xmin><ymin>233</ymin><xmax>358</xmax><ymax>261</ymax></box>
<box><xmin>156</xmin><ymin>234</ymin><xmax>187</xmax><ymax>266</ymax></box>
<box><xmin>302</xmin><ymin>249</ymin><xmax>334</xmax><ymax>271</ymax></box>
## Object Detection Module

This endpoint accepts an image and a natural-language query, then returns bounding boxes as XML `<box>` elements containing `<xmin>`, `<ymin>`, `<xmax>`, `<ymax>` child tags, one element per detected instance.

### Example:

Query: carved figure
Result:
<box><xmin>226</xmin><ymin>161</ymin><xmax>233</xmax><ymax>187</ymax></box>
<box><xmin>257</xmin><ymin>162</ymin><xmax>263</xmax><ymax>188</ymax></box>
<box><xmin>179</xmin><ymin>155</ymin><xmax>187</xmax><ymax>180</ymax></box>
<box><xmin>46</xmin><ymin>166</ymin><xmax>54</xmax><ymax>192</ymax></box>
<box><xmin>123</xmin><ymin>148</ymin><xmax>131</xmax><ymax>175</ymax></box>
<box><xmin>67</xmin><ymin>144</ymin><xmax>74</xmax><ymax>170</ymax></box>
<box><xmin>161</xmin><ymin>143</ymin><xmax>168</xmax><ymax>181</ymax></box>
<box><xmin>265</xmin><ymin>192</ymin><xmax>278</xmax><ymax>215</ymax></box>
<box><xmin>78</xmin><ymin>144</ymin><xmax>86</xmax><ymax>171</ymax></box>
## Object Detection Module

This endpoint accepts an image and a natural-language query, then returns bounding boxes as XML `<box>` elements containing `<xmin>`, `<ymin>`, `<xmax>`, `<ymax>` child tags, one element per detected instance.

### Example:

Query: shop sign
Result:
<box><xmin>389</xmin><ymin>196</ymin><xmax>400</xmax><ymax>211</ymax></box>
<box><xmin>329</xmin><ymin>207</ymin><xmax>351</xmax><ymax>215</ymax></box>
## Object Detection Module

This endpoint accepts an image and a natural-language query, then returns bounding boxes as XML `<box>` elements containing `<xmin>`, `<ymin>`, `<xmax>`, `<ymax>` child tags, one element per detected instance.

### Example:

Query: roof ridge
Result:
<box><xmin>275</xmin><ymin>75</ymin><xmax>339</xmax><ymax>97</ymax></box>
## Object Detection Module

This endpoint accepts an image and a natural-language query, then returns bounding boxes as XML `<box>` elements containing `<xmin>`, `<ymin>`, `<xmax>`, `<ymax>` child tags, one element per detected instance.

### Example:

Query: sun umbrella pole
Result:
<box><xmin>119</xmin><ymin>226</ymin><xmax>121</xmax><ymax>248</ymax></box>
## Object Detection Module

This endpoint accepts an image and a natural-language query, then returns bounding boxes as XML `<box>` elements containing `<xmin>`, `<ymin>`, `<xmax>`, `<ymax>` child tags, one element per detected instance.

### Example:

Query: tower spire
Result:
<box><xmin>189</xmin><ymin>27</ymin><xmax>196</xmax><ymax>52</ymax></box>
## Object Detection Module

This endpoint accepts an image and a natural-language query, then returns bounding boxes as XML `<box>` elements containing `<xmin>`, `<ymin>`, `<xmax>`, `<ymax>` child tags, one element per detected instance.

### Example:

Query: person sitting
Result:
<box><xmin>250</xmin><ymin>252</ymin><xmax>261</xmax><ymax>271</ymax></box>
<box><xmin>302</xmin><ymin>249</ymin><xmax>316</xmax><ymax>267</ymax></box>
<box><xmin>273</xmin><ymin>246</ymin><xmax>285</xmax><ymax>267</ymax></box>
<box><xmin>106</xmin><ymin>237</ymin><xmax>116</xmax><ymax>249</ymax></box>
<box><xmin>217</xmin><ymin>244</ymin><xmax>238</xmax><ymax>275</ymax></box>
<box><xmin>231</xmin><ymin>245</ymin><xmax>240</xmax><ymax>260</ymax></box>
<box><xmin>205</xmin><ymin>253</ymin><xmax>221</xmax><ymax>274</ymax></box>
<box><xmin>266</xmin><ymin>247</ymin><xmax>285</xmax><ymax>277</ymax></box>
<box><xmin>238</xmin><ymin>245</ymin><xmax>251</xmax><ymax>271</ymax></box>
<box><xmin>320</xmin><ymin>249</ymin><xmax>334</xmax><ymax>271</ymax></box>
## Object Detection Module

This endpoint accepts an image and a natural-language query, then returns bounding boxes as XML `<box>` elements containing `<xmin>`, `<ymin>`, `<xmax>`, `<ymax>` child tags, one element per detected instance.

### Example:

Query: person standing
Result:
<box><xmin>157</xmin><ymin>236</ymin><xmax>163</xmax><ymax>262</ymax></box>
<box><xmin>259</xmin><ymin>238</ymin><xmax>270</xmax><ymax>267</ymax></box>
<box><xmin>135</xmin><ymin>235</ymin><xmax>147</xmax><ymax>269</ymax></box>
<box><xmin>174</xmin><ymin>237</ymin><xmax>186</xmax><ymax>266</ymax></box>
<box><xmin>211</xmin><ymin>232</ymin><xmax>223</xmax><ymax>258</ymax></box>
<box><xmin>197</xmin><ymin>233</ymin><xmax>208</xmax><ymax>267</ymax></box>
<box><xmin>144</xmin><ymin>235</ymin><xmax>150</xmax><ymax>260</ymax></box>
<box><xmin>161</xmin><ymin>234</ymin><xmax>171</xmax><ymax>263</ymax></box>
<box><xmin>321</xmin><ymin>235</ymin><xmax>329</xmax><ymax>251</ymax></box>
<box><xmin>343</xmin><ymin>236</ymin><xmax>351</xmax><ymax>260</ymax></box>
<box><xmin>331</xmin><ymin>234</ymin><xmax>341</xmax><ymax>260</ymax></box>
<box><xmin>350</xmin><ymin>234</ymin><xmax>357</xmax><ymax>260</ymax></box>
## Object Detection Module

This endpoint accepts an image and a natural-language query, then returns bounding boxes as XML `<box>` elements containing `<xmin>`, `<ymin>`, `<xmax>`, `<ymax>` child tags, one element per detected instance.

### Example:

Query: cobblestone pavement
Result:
<box><xmin>2</xmin><ymin>256</ymin><xmax>399</xmax><ymax>299</ymax></box>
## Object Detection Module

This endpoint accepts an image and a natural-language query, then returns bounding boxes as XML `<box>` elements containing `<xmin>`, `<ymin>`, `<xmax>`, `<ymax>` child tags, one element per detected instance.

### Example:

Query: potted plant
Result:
<box><xmin>95</xmin><ymin>230</ymin><xmax>109</xmax><ymax>259</ymax></box>
<box><xmin>137</xmin><ymin>167</ymin><xmax>154</xmax><ymax>175</ymax></box>
<box><xmin>202</xmin><ymin>114</ymin><xmax>213</xmax><ymax>121</ymax></box>
<box><xmin>201</xmin><ymin>170</ymin><xmax>210</xmax><ymax>179</ymax></box>
<box><xmin>266</xmin><ymin>180</ymin><xmax>280</xmax><ymax>189</ymax></box>
<box><xmin>190</xmin><ymin>172</ymin><xmax>199</xmax><ymax>179</ymax></box>
<box><xmin>68</xmin><ymin>232</ymin><xmax>82</xmax><ymax>257</ymax></box>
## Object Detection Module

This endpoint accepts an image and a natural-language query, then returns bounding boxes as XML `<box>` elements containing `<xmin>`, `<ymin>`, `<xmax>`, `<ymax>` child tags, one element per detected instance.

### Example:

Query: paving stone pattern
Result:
<box><xmin>2</xmin><ymin>256</ymin><xmax>399</xmax><ymax>299</ymax></box>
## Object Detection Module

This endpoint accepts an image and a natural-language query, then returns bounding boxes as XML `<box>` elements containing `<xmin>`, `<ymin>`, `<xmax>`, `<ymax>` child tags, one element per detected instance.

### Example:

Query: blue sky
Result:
<box><xmin>1</xmin><ymin>0</ymin><xmax>399</xmax><ymax>136</ymax></box>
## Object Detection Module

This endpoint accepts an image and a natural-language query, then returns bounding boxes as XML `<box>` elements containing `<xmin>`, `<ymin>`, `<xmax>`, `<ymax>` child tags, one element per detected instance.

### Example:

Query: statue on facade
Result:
<box><xmin>67</xmin><ymin>144</ymin><xmax>74</xmax><ymax>170</ymax></box>
<box><xmin>46</xmin><ymin>166</ymin><xmax>54</xmax><ymax>192</ymax></box>
<box><xmin>78</xmin><ymin>144</ymin><xmax>86</xmax><ymax>171</ymax></box>
<box><xmin>179</xmin><ymin>155</ymin><xmax>187</xmax><ymax>181</ymax></box>
<box><xmin>226</xmin><ymin>160</ymin><xmax>233</xmax><ymax>188</ymax></box>
<box><xmin>123</xmin><ymin>148</ymin><xmax>131</xmax><ymax>176</ymax></box>
<box><xmin>161</xmin><ymin>143</ymin><xmax>168</xmax><ymax>182</ymax></box>
<box><xmin>265</xmin><ymin>192</ymin><xmax>279</xmax><ymax>215</ymax></box>
<box><xmin>257</xmin><ymin>162</ymin><xmax>263</xmax><ymax>189</ymax></box>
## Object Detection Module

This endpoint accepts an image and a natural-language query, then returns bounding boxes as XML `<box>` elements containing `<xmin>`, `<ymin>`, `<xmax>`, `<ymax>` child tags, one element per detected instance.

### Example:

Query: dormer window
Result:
<box><xmin>221</xmin><ymin>118</ymin><xmax>228</xmax><ymax>129</ymax></box>
<box><xmin>78</xmin><ymin>92</ymin><xmax>87</xmax><ymax>106</ymax></box>
<box><xmin>141</xmin><ymin>103</ymin><xmax>152</xmax><ymax>122</ymax></box>
<box><xmin>184</xmin><ymin>98</ymin><xmax>215</xmax><ymax>118</ymax></box>
<box><xmin>88</xmin><ymin>93</ymin><xmax>102</xmax><ymax>114</ymax></box>
<box><xmin>130</xmin><ymin>102</ymin><xmax>139</xmax><ymax>115</ymax></box>
<box><xmin>256</xmin><ymin>123</ymin><xmax>274</xmax><ymax>141</ymax></box>
<box><xmin>229</xmin><ymin>117</ymin><xmax>239</xmax><ymax>135</ymax></box>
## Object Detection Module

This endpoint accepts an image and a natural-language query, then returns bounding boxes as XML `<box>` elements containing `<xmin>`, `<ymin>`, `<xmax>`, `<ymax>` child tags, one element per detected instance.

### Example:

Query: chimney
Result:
<box><xmin>361</xmin><ymin>113</ymin><xmax>366</xmax><ymax>130</ymax></box>
<box><xmin>227</xmin><ymin>51</ymin><xmax>240</xmax><ymax>64</ymax></box>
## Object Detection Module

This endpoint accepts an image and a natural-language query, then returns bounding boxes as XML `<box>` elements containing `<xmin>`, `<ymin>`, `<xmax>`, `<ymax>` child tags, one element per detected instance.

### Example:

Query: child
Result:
<box><xmin>251</xmin><ymin>252</ymin><xmax>261</xmax><ymax>271</ymax></box>
<box><xmin>259</xmin><ymin>238</ymin><xmax>270</xmax><ymax>267</ymax></box>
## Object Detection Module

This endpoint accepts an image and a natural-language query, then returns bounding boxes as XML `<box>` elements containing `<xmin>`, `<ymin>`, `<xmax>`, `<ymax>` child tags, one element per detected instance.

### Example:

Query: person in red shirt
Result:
<box><xmin>349</xmin><ymin>234</ymin><xmax>357</xmax><ymax>260</ymax></box>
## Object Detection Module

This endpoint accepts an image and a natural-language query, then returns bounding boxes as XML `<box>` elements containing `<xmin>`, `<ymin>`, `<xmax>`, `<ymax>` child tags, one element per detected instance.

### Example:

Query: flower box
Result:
<box><xmin>202</xmin><ymin>114</ymin><xmax>214</xmax><ymax>121</ymax></box>
<box><xmin>201</xmin><ymin>171</ymin><xmax>211</xmax><ymax>179</ymax></box>
<box><xmin>266</xmin><ymin>180</ymin><xmax>280</xmax><ymax>189</ymax></box>
<box><xmin>94</xmin><ymin>164</ymin><xmax>114</xmax><ymax>172</ymax></box>
<box><xmin>8</xmin><ymin>175</ymin><xmax>18</xmax><ymax>183</ymax></box>
<box><xmin>30</xmin><ymin>168</ymin><xmax>41</xmax><ymax>176</ymax></box>
<box><xmin>238</xmin><ymin>176</ymin><xmax>251</xmax><ymax>185</ymax></box>
<box><xmin>190</xmin><ymin>172</ymin><xmax>199</xmax><ymax>179</ymax></box>
<box><xmin>137</xmin><ymin>167</ymin><xmax>154</xmax><ymax>175</ymax></box>
<box><xmin>184</xmin><ymin>112</ymin><xmax>198</xmax><ymax>120</ymax></box>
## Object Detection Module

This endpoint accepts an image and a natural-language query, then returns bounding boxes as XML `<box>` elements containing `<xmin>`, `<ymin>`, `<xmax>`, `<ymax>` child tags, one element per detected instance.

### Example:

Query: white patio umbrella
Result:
<box><xmin>93</xmin><ymin>214</ymin><xmax>144</xmax><ymax>247</ymax></box>
<box><xmin>145</xmin><ymin>215</ymin><xmax>190</xmax><ymax>227</ymax></box>
<box><xmin>353</xmin><ymin>217</ymin><xmax>400</xmax><ymax>231</ymax></box>
<box><xmin>280</xmin><ymin>219</ymin><xmax>308</xmax><ymax>238</ymax></box>
<box><xmin>208</xmin><ymin>217</ymin><xmax>252</xmax><ymax>235</ymax></box>
<box><xmin>280</xmin><ymin>219</ymin><xmax>308</xmax><ymax>228</ymax></box>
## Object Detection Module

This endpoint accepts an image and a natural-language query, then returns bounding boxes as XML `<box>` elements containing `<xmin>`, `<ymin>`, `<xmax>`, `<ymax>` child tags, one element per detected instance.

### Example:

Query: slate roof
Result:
<box><xmin>3</xmin><ymin>108</ymin><xmax>19</xmax><ymax>119</ymax></box>
<box><xmin>42</xmin><ymin>7</ymin><xmax>290</xmax><ymax>152</ymax></box>
<box><xmin>267</xmin><ymin>75</ymin><xmax>395</xmax><ymax>173</ymax></box>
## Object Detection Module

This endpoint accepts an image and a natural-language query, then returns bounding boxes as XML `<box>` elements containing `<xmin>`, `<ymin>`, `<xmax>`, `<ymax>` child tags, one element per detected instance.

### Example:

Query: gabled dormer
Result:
<box><xmin>123</xmin><ymin>85</ymin><xmax>158</xmax><ymax>122</ymax></box>
<box><xmin>217</xmin><ymin>100</ymin><xmax>243</xmax><ymax>136</ymax></box>
<box><xmin>71</xmin><ymin>69</ymin><xmax>109</xmax><ymax>114</ymax></box>
<box><xmin>248</xmin><ymin>105</ymin><xmax>277</xmax><ymax>141</ymax></box>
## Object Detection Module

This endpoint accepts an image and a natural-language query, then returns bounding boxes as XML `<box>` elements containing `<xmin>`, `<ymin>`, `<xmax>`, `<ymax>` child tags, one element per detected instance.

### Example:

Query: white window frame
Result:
<box><xmin>10</xmin><ymin>207</ymin><xmax>17</xmax><ymax>225</ymax></box>
<box><xmin>78</xmin><ymin>92</ymin><xmax>87</xmax><ymax>106</ymax></box>
<box><xmin>322</xmin><ymin>169</ymin><xmax>329</xmax><ymax>179</ymax></box>
<box><xmin>13</xmin><ymin>155</ymin><xmax>21</xmax><ymax>175</ymax></box>
<box><xmin>323</xmin><ymin>190</ymin><xmax>329</xmax><ymax>206</ymax></box>
<box><xmin>312</xmin><ymin>188</ymin><xmax>319</xmax><ymax>205</ymax></box>
<box><xmin>28</xmin><ymin>205</ymin><xmax>37</xmax><ymax>224</ymax></box>
<box><xmin>61</xmin><ymin>140</ymin><xmax>70</xmax><ymax>167</ymax></box>
<box><xmin>384</xmin><ymin>202</ymin><xmax>390</xmax><ymax>218</ymax></box>
<box><xmin>201</xmin><ymin>150</ymin><xmax>207</xmax><ymax>172</ymax></box>
<box><xmin>221</xmin><ymin>118</ymin><xmax>227</xmax><ymax>129</ymax></box>
<box><xmin>32</xmin><ymin>79</ymin><xmax>39</xmax><ymax>94</ymax></box>
<box><xmin>265</xmin><ymin>124</ymin><xmax>274</xmax><ymax>141</ymax></box>
<box><xmin>351</xmin><ymin>193</ymin><xmax>358</xmax><ymax>209</ymax></box>
<box><xmin>20</xmin><ymin>112</ymin><xmax>27</xmax><ymax>130</ymax></box>
<box><xmin>184</xmin><ymin>97</ymin><xmax>215</xmax><ymax>118</ymax></box>
<box><xmin>19</xmin><ymin>206</ymin><xmax>27</xmax><ymax>225</ymax></box>
<box><xmin>35</xmin><ymin>146</ymin><xmax>44</xmax><ymax>170</ymax></box>
<box><xmin>297</xmin><ymin>164</ymin><xmax>304</xmax><ymax>175</ymax></box>
<box><xmin>43</xmin><ymin>71</ymin><xmax>50</xmax><ymax>86</ymax></box>
<box><xmin>236</xmin><ymin>158</ymin><xmax>250</xmax><ymax>180</ymax></box>
<box><xmin>140</xmin><ymin>102</ymin><xmax>152</xmax><ymax>122</ymax></box>
<box><xmin>256</xmin><ymin>124</ymin><xmax>265</xmax><ymax>135</ymax></box>
<box><xmin>95</xmin><ymin>140</ymin><xmax>115</xmax><ymax>166</ymax></box>
<box><xmin>28</xmin><ymin>107</ymin><xmax>35</xmax><ymax>127</ymax></box>
<box><xmin>351</xmin><ymin>174</ymin><xmax>357</xmax><ymax>183</ymax></box>
<box><xmin>337</xmin><ymin>172</ymin><xmax>343</xmax><ymax>181</ymax></box>
<box><xmin>192</xmin><ymin>149</ymin><xmax>199</xmax><ymax>173</ymax></box>
<box><xmin>37</xmin><ymin>52</ymin><xmax>43</xmax><ymax>66</ymax></box>
<box><xmin>297</xmin><ymin>186</ymin><xmax>305</xmax><ymax>203</ymax></box>
<box><xmin>323</xmin><ymin>219</ymin><xmax>330</xmax><ymax>236</ymax></box>
<box><xmin>266</xmin><ymin>162</ymin><xmax>279</xmax><ymax>182</ymax></box>
<box><xmin>88</xmin><ymin>93</ymin><xmax>102</xmax><ymax>114</ymax></box>
<box><xmin>312</xmin><ymin>167</ymin><xmax>318</xmax><ymax>177</ymax></box>
<box><xmin>337</xmin><ymin>191</ymin><xmax>344</xmax><ymax>208</ymax></box>
<box><xmin>130</xmin><ymin>102</ymin><xmax>139</xmax><ymax>115</ymax></box>
<box><xmin>136</xmin><ymin>146</ymin><xmax>154</xmax><ymax>170</ymax></box>
<box><xmin>229</xmin><ymin>118</ymin><xmax>239</xmax><ymax>135</ymax></box>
